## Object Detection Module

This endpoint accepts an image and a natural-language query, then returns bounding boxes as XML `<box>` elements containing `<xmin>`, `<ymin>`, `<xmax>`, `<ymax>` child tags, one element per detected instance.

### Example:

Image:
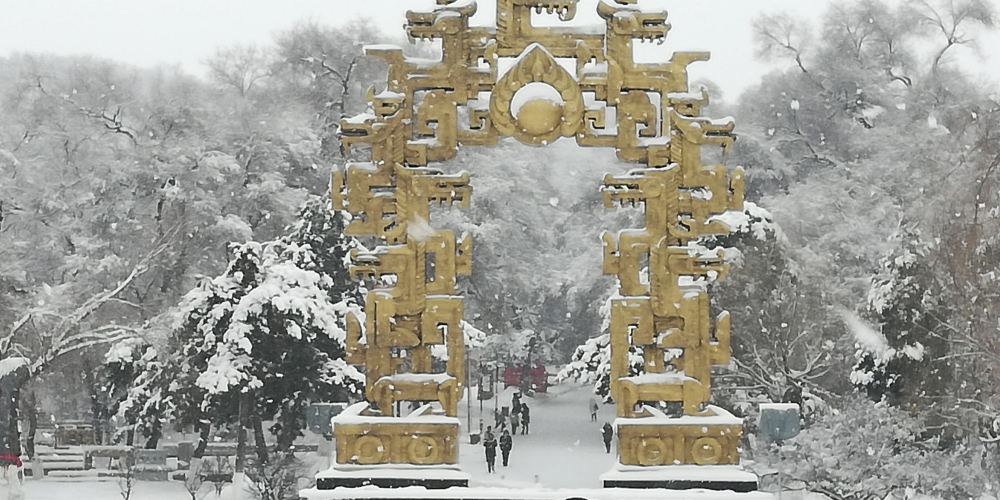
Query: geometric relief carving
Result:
<box><xmin>334</xmin><ymin>405</ymin><xmax>460</xmax><ymax>466</ymax></box>
<box><xmin>490</xmin><ymin>44</ymin><xmax>584</xmax><ymax>145</ymax></box>
<box><xmin>333</xmin><ymin>0</ymin><xmax>745</xmax><ymax>469</ymax></box>
<box><xmin>616</xmin><ymin>406</ymin><xmax>743</xmax><ymax>467</ymax></box>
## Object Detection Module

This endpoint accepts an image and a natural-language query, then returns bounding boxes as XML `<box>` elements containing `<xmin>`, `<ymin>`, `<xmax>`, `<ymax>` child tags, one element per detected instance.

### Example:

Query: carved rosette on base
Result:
<box><xmin>310</xmin><ymin>0</ymin><xmax>755</xmax><ymax>494</ymax></box>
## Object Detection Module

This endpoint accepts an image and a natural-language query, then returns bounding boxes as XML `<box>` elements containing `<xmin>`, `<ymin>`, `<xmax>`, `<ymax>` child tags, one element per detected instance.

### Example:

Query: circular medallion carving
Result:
<box><xmin>490</xmin><ymin>43</ymin><xmax>583</xmax><ymax>146</ymax></box>
<box><xmin>353</xmin><ymin>435</ymin><xmax>387</xmax><ymax>465</ymax></box>
<box><xmin>408</xmin><ymin>435</ymin><xmax>443</xmax><ymax>464</ymax></box>
<box><xmin>636</xmin><ymin>437</ymin><xmax>670</xmax><ymax>466</ymax></box>
<box><xmin>691</xmin><ymin>437</ymin><xmax>724</xmax><ymax>465</ymax></box>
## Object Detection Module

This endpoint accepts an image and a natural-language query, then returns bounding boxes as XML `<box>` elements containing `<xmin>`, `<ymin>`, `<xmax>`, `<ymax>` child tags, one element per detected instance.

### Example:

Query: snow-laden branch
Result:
<box><xmin>23</xmin><ymin>225</ymin><xmax>180</xmax><ymax>376</ymax></box>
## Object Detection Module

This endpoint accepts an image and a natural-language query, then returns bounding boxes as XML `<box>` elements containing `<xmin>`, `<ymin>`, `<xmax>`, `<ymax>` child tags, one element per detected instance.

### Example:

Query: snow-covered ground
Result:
<box><xmin>17</xmin><ymin>480</ymin><xmax>186</xmax><ymax>500</ymax></box>
<box><xmin>15</xmin><ymin>383</ymin><xmax>757</xmax><ymax>499</ymax></box>
<box><xmin>457</xmin><ymin>383</ymin><xmax>617</xmax><ymax>489</ymax></box>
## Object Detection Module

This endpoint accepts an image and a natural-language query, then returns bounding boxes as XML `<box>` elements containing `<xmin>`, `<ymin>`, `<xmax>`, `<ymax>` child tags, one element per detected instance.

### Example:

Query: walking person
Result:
<box><xmin>602</xmin><ymin>422</ymin><xmax>614</xmax><ymax>454</ymax></box>
<box><xmin>483</xmin><ymin>426</ymin><xmax>498</xmax><ymax>473</ymax></box>
<box><xmin>520</xmin><ymin>404</ymin><xmax>530</xmax><ymax>435</ymax></box>
<box><xmin>510</xmin><ymin>410</ymin><xmax>520</xmax><ymax>435</ymax></box>
<box><xmin>589</xmin><ymin>397</ymin><xmax>599</xmax><ymax>422</ymax></box>
<box><xmin>500</xmin><ymin>429</ymin><xmax>513</xmax><ymax>467</ymax></box>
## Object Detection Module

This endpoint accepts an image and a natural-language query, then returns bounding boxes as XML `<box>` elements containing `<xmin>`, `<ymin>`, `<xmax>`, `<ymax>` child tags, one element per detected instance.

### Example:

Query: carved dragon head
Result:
<box><xmin>601</xmin><ymin>168</ymin><xmax>677</xmax><ymax>208</ymax></box>
<box><xmin>597</xmin><ymin>0</ymin><xmax>669</xmax><ymax>43</ymax></box>
<box><xmin>339</xmin><ymin>114</ymin><xmax>378</xmax><ymax>144</ymax></box>
<box><xmin>406</xmin><ymin>0</ymin><xmax>477</xmax><ymax>41</ymax></box>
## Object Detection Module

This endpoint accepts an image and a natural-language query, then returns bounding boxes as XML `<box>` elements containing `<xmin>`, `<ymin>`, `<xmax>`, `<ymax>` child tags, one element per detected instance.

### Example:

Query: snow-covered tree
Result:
<box><xmin>709</xmin><ymin>203</ymin><xmax>840</xmax><ymax>419</ymax></box>
<box><xmin>754</xmin><ymin>396</ymin><xmax>990</xmax><ymax>500</ymax></box>
<box><xmin>89</xmin><ymin>337</ymin><xmax>152</xmax><ymax>444</ymax></box>
<box><xmin>852</xmin><ymin>229</ymin><xmax>955</xmax><ymax>431</ymax></box>
<box><xmin>117</xmin><ymin>345</ymin><xmax>169</xmax><ymax>448</ymax></box>
<box><xmin>557</xmin><ymin>332</ymin><xmax>643</xmax><ymax>403</ymax></box>
<box><xmin>123</xmin><ymin>198</ymin><xmax>365</xmax><ymax>457</ymax></box>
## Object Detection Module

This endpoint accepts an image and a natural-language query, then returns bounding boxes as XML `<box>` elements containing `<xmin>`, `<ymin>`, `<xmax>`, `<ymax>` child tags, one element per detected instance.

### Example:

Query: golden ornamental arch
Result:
<box><xmin>327</xmin><ymin>0</ymin><xmax>749</xmax><ymax>489</ymax></box>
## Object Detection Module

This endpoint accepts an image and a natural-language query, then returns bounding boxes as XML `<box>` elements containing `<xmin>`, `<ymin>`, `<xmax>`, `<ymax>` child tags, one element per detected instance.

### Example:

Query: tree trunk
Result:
<box><xmin>251</xmin><ymin>406</ymin><xmax>269</xmax><ymax>466</ymax></box>
<box><xmin>194</xmin><ymin>420</ymin><xmax>210</xmax><ymax>459</ymax></box>
<box><xmin>91</xmin><ymin>404</ymin><xmax>105</xmax><ymax>446</ymax></box>
<box><xmin>275</xmin><ymin>401</ymin><xmax>302</xmax><ymax>456</ymax></box>
<box><xmin>1</xmin><ymin>366</ymin><xmax>29</xmax><ymax>459</ymax></box>
<box><xmin>144</xmin><ymin>419</ymin><xmax>161</xmax><ymax>449</ymax></box>
<box><xmin>23</xmin><ymin>389</ymin><xmax>37</xmax><ymax>459</ymax></box>
<box><xmin>236</xmin><ymin>393</ymin><xmax>248</xmax><ymax>473</ymax></box>
<box><xmin>6</xmin><ymin>392</ymin><xmax>20</xmax><ymax>457</ymax></box>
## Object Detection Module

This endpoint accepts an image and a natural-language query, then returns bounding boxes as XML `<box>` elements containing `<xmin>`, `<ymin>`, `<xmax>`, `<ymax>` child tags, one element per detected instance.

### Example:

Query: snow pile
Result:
<box><xmin>0</xmin><ymin>356</ymin><xmax>29</xmax><ymax>378</ymax></box>
<box><xmin>103</xmin><ymin>337</ymin><xmax>147</xmax><ymax>365</ymax></box>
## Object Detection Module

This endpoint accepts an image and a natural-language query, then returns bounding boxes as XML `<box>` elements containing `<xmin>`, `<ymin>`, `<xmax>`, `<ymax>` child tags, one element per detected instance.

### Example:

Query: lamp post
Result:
<box><xmin>466</xmin><ymin>349</ymin><xmax>472</xmax><ymax>431</ymax></box>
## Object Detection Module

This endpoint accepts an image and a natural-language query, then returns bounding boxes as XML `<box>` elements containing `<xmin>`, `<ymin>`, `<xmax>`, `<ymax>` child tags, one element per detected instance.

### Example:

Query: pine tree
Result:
<box><xmin>557</xmin><ymin>332</ymin><xmax>644</xmax><ymax>403</ymax></box>
<box><xmin>95</xmin><ymin>338</ymin><xmax>152</xmax><ymax>444</ymax></box>
<box><xmin>120</xmin><ymin>197</ymin><xmax>365</xmax><ymax>456</ymax></box>
<box><xmin>117</xmin><ymin>345</ymin><xmax>170</xmax><ymax>448</ymax></box>
<box><xmin>853</xmin><ymin>228</ymin><xmax>953</xmax><ymax>418</ymax></box>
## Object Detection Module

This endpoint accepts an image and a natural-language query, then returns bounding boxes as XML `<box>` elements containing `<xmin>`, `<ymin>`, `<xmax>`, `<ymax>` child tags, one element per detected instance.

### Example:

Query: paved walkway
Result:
<box><xmin>458</xmin><ymin>383</ymin><xmax>617</xmax><ymax>489</ymax></box>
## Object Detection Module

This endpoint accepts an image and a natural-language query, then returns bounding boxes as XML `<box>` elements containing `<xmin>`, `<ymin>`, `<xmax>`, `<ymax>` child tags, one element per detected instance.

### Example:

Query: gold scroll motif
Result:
<box><xmin>334</xmin><ymin>0</ymin><xmax>745</xmax><ymax>468</ymax></box>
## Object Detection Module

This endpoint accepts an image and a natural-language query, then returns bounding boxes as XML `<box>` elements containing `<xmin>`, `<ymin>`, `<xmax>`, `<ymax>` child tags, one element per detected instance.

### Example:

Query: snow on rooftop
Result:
<box><xmin>344</xmin><ymin>112</ymin><xmax>376</xmax><ymax>125</ymax></box>
<box><xmin>0</xmin><ymin>356</ymin><xmax>30</xmax><ymax>378</ymax></box>
<box><xmin>364</xmin><ymin>44</ymin><xmax>403</xmax><ymax>52</ymax></box>
<box><xmin>708</xmin><ymin>210</ymin><xmax>749</xmax><ymax>232</ymax></box>
<box><xmin>332</xmin><ymin>401</ymin><xmax>460</xmax><ymax>427</ymax></box>
<box><xmin>759</xmin><ymin>402</ymin><xmax>800</xmax><ymax>412</ymax></box>
<box><xmin>616</xmin><ymin>404</ymin><xmax>743</xmax><ymax>427</ymax></box>
<box><xmin>376</xmin><ymin>90</ymin><xmax>405</xmax><ymax>99</ymax></box>
<box><xmin>667</xmin><ymin>91</ymin><xmax>706</xmax><ymax>101</ymax></box>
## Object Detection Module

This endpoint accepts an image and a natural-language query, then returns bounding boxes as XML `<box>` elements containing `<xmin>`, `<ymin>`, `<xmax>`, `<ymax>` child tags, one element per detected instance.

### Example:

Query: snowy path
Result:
<box><xmin>19</xmin><ymin>479</ymin><xmax>188</xmax><ymax>499</ymax></box>
<box><xmin>457</xmin><ymin>383</ymin><xmax>617</xmax><ymax>489</ymax></box>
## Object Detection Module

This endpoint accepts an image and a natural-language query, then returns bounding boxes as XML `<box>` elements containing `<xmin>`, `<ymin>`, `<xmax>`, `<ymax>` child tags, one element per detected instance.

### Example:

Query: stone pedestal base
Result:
<box><xmin>333</xmin><ymin>402</ymin><xmax>460</xmax><ymax>467</ymax></box>
<box><xmin>616</xmin><ymin>405</ymin><xmax>744</xmax><ymax>467</ymax></box>
<box><xmin>315</xmin><ymin>465</ymin><xmax>469</xmax><ymax>490</ymax></box>
<box><xmin>601</xmin><ymin>464</ymin><xmax>758</xmax><ymax>492</ymax></box>
<box><xmin>324</xmin><ymin>402</ymin><xmax>468</xmax><ymax>490</ymax></box>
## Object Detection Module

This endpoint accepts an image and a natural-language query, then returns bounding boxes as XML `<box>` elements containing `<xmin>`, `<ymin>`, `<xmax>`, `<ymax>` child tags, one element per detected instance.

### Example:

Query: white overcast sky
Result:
<box><xmin>0</xmin><ymin>0</ymin><xmax>997</xmax><ymax>100</ymax></box>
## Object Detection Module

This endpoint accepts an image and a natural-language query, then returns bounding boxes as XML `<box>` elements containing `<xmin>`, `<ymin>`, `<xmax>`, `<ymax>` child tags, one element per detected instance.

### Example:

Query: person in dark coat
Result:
<box><xmin>499</xmin><ymin>429</ymin><xmax>513</xmax><ymax>466</ymax></box>
<box><xmin>601</xmin><ymin>422</ymin><xmax>614</xmax><ymax>453</ymax></box>
<box><xmin>483</xmin><ymin>426</ymin><xmax>497</xmax><ymax>473</ymax></box>
<box><xmin>520</xmin><ymin>405</ymin><xmax>530</xmax><ymax>435</ymax></box>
